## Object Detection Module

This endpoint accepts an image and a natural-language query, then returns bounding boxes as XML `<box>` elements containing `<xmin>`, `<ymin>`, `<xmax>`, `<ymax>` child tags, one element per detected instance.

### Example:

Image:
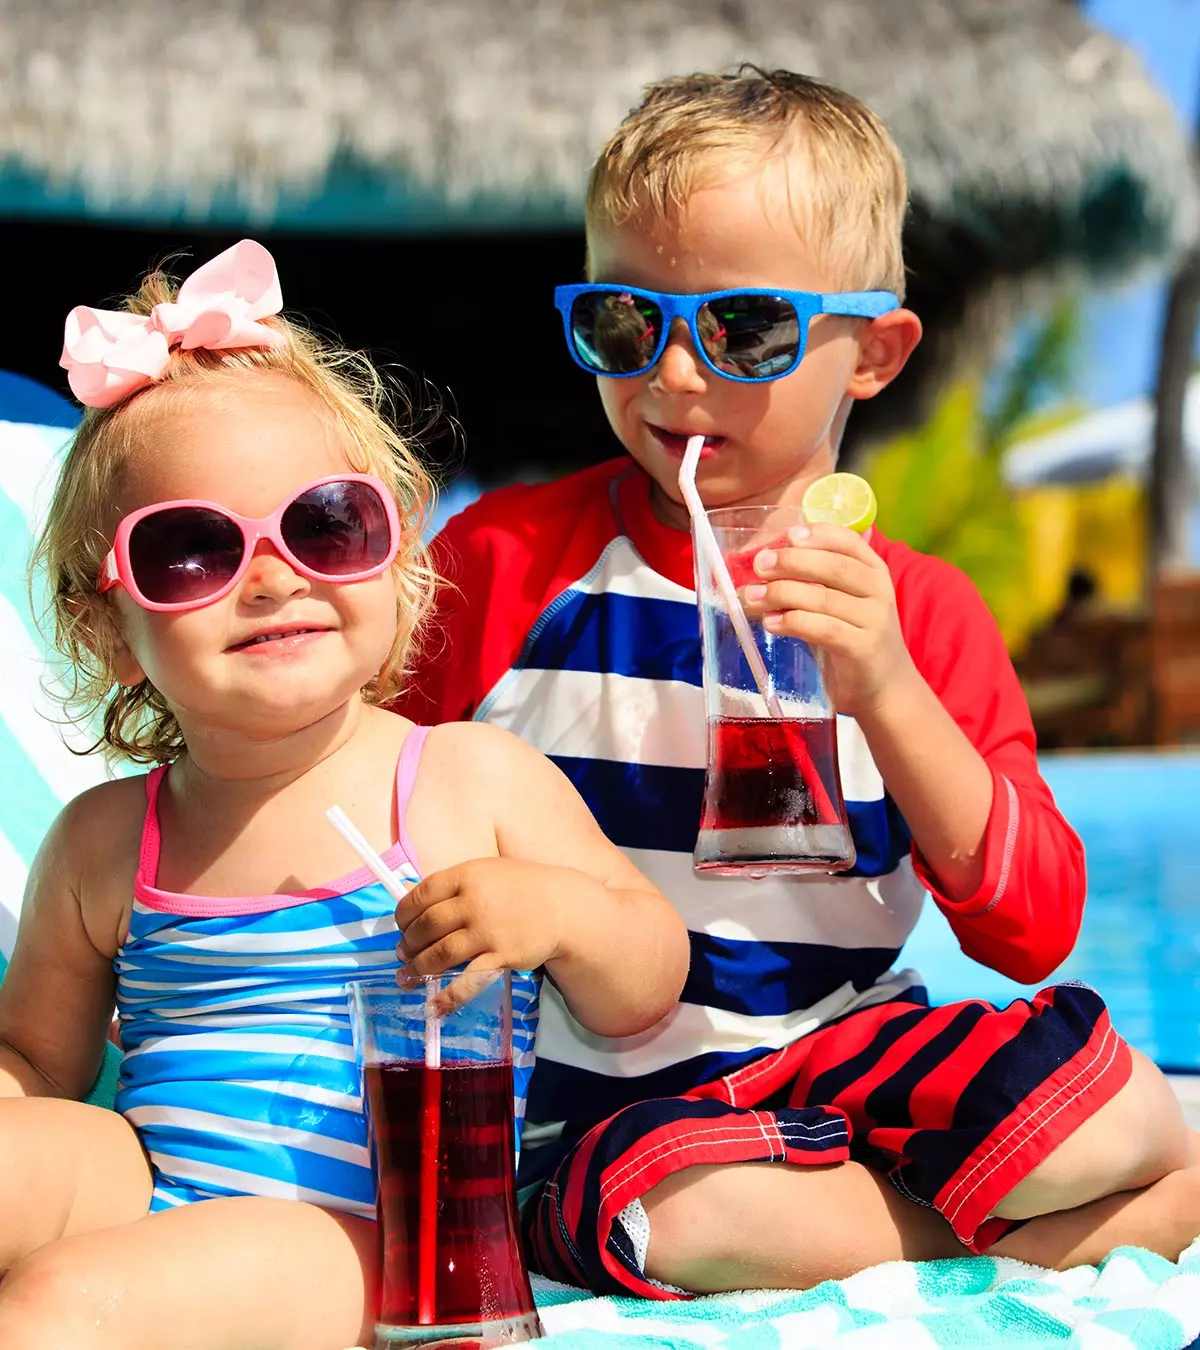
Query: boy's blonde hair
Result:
<box><xmin>586</xmin><ymin>68</ymin><xmax>908</xmax><ymax>299</ymax></box>
<box><xmin>32</xmin><ymin>262</ymin><xmax>436</xmax><ymax>765</ymax></box>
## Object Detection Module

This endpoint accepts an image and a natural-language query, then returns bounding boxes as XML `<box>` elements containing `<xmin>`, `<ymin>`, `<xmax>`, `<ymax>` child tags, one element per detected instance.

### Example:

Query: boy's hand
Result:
<box><xmin>395</xmin><ymin>858</ymin><xmax>573</xmax><ymax>977</ymax></box>
<box><xmin>742</xmin><ymin>522</ymin><xmax>914</xmax><ymax>719</ymax></box>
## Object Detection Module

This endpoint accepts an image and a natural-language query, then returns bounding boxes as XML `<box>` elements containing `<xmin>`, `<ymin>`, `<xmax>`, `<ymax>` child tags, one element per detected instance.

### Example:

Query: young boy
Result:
<box><xmin>394</xmin><ymin>70</ymin><xmax>1199</xmax><ymax>1297</ymax></box>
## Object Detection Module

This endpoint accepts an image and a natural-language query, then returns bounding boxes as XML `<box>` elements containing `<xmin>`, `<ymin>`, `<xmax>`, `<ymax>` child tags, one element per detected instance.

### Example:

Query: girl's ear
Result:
<box><xmin>67</xmin><ymin>598</ymin><xmax>146</xmax><ymax>689</ymax></box>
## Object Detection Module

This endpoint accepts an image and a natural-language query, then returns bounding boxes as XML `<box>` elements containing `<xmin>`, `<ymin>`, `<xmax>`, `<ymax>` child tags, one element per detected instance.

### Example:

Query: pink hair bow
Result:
<box><xmin>59</xmin><ymin>239</ymin><xmax>284</xmax><ymax>409</ymax></box>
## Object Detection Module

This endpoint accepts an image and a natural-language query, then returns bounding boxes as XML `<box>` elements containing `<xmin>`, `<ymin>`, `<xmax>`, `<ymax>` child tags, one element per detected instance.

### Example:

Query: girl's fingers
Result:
<box><xmin>402</xmin><ymin>928</ymin><xmax>485</xmax><ymax>977</ymax></box>
<box><xmin>395</xmin><ymin>866</ymin><xmax>460</xmax><ymax>929</ymax></box>
<box><xmin>397</xmin><ymin>900</ymin><xmax>466</xmax><ymax>959</ymax></box>
<box><xmin>435</xmin><ymin>958</ymin><xmax>506</xmax><ymax>1015</ymax></box>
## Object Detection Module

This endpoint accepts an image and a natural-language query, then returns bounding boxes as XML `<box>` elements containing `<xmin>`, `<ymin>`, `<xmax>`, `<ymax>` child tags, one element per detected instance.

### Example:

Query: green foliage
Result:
<box><xmin>863</xmin><ymin>296</ymin><xmax>1083</xmax><ymax>650</ymax></box>
<box><xmin>983</xmin><ymin>296</ymin><xmax>1081</xmax><ymax>453</ymax></box>
<box><xmin>865</xmin><ymin>381</ymin><xmax>1032</xmax><ymax>645</ymax></box>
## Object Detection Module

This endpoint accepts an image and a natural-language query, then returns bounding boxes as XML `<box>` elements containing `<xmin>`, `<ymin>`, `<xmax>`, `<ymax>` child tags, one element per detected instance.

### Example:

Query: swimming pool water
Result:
<box><xmin>903</xmin><ymin>751</ymin><xmax>1200</xmax><ymax>1070</ymax></box>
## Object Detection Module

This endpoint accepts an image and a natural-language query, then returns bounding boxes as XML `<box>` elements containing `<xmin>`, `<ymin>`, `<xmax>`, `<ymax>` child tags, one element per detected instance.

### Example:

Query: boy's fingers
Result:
<box><xmin>744</xmin><ymin>579</ymin><xmax>862</xmax><ymax>624</ymax></box>
<box><xmin>762</xmin><ymin>609</ymin><xmax>853</xmax><ymax>648</ymax></box>
<box><xmin>788</xmin><ymin>522</ymin><xmax>883</xmax><ymax>563</ymax></box>
<box><xmin>754</xmin><ymin>546</ymin><xmax>876</xmax><ymax>597</ymax></box>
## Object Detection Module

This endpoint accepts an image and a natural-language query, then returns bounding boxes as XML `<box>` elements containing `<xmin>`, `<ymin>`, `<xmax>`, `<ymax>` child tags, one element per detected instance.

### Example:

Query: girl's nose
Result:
<box><xmin>649</xmin><ymin>318</ymin><xmax>709</xmax><ymax>395</ymax></box>
<box><xmin>241</xmin><ymin>540</ymin><xmax>310</xmax><ymax>602</ymax></box>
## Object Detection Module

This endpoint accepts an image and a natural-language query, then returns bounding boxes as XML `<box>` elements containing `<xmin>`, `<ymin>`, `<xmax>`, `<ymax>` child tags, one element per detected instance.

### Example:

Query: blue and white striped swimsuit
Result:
<box><xmin>115</xmin><ymin>726</ymin><xmax>540</xmax><ymax>1216</ymax></box>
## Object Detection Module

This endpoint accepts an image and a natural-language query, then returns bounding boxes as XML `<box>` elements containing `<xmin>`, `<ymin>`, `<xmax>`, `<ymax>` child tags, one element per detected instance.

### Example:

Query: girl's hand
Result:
<box><xmin>742</xmin><ymin>522</ymin><xmax>915</xmax><ymax>719</ymax></box>
<box><xmin>395</xmin><ymin>858</ymin><xmax>575</xmax><ymax>977</ymax></box>
<box><xmin>398</xmin><ymin>720</ymin><xmax>688</xmax><ymax>1037</ymax></box>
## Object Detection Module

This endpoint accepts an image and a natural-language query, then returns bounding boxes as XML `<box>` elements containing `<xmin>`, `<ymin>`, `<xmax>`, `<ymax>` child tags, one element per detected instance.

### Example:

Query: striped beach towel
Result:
<box><xmin>530</xmin><ymin>1238</ymin><xmax>1200</xmax><ymax>1348</ymax></box>
<box><xmin>0</xmin><ymin>390</ymin><xmax>109</xmax><ymax>967</ymax></box>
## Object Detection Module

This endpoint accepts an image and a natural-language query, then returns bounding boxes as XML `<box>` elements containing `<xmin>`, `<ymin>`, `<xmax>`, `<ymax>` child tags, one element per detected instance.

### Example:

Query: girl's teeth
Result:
<box><xmin>248</xmin><ymin>630</ymin><xmax>306</xmax><ymax>645</ymax></box>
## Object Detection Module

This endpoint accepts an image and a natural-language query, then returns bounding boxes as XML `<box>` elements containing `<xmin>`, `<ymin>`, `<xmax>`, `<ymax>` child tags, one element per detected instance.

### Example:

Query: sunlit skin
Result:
<box><xmin>587</xmin><ymin>158</ymin><xmax>921</xmax><ymax>529</ymax></box>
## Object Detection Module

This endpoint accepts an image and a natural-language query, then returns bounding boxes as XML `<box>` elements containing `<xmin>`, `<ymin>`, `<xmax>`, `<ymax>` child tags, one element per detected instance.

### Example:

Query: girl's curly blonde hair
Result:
<box><xmin>31</xmin><ymin>260</ymin><xmax>437</xmax><ymax>766</ymax></box>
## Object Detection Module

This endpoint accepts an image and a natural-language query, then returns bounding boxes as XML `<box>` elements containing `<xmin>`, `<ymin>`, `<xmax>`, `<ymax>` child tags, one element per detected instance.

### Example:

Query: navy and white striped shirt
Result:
<box><xmin>399</xmin><ymin>459</ymin><xmax>1083</xmax><ymax>1185</ymax></box>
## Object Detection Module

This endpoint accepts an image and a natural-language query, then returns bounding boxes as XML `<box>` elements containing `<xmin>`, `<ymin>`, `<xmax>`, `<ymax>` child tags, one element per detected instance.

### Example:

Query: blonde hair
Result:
<box><xmin>32</xmin><ymin>261</ymin><xmax>437</xmax><ymax>765</ymax></box>
<box><xmin>586</xmin><ymin>68</ymin><xmax>908</xmax><ymax>299</ymax></box>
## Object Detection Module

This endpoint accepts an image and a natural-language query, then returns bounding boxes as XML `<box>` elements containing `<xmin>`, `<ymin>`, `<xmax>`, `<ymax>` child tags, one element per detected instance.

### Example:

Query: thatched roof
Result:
<box><xmin>1</xmin><ymin>0</ymin><xmax>1195</xmax><ymax>459</ymax></box>
<box><xmin>0</xmin><ymin>0</ymin><xmax>1194</xmax><ymax>271</ymax></box>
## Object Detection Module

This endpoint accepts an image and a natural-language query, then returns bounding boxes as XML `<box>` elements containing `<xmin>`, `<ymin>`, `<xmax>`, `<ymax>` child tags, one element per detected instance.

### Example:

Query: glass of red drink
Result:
<box><xmin>693</xmin><ymin>504</ymin><xmax>856</xmax><ymax>877</ymax></box>
<box><xmin>348</xmin><ymin>972</ymin><xmax>541</xmax><ymax>1349</ymax></box>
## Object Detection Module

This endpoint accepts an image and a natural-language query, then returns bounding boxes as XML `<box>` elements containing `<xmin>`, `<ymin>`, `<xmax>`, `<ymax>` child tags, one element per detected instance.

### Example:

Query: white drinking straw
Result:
<box><xmin>679</xmin><ymin>435</ymin><xmax>784</xmax><ymax>719</ymax></box>
<box><xmin>326</xmin><ymin>805</ymin><xmax>441</xmax><ymax>1067</ymax></box>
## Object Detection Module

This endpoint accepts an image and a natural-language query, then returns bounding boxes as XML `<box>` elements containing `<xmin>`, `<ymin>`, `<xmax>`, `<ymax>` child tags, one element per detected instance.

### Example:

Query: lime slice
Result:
<box><xmin>801</xmin><ymin>473</ymin><xmax>877</xmax><ymax>533</ymax></box>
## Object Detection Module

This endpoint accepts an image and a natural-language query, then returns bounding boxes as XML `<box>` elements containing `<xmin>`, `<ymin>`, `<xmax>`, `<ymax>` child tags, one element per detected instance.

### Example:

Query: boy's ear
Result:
<box><xmin>68</xmin><ymin>597</ymin><xmax>146</xmax><ymax>689</ymax></box>
<box><xmin>846</xmin><ymin>308</ymin><xmax>923</xmax><ymax>400</ymax></box>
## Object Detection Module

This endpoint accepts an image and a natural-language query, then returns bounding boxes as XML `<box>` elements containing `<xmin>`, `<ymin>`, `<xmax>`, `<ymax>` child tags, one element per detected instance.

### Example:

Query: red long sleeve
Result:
<box><xmin>396</xmin><ymin>474</ymin><xmax>1087</xmax><ymax>987</ymax></box>
<box><xmin>392</xmin><ymin>462</ymin><xmax>634</xmax><ymax>727</ymax></box>
<box><xmin>885</xmin><ymin>539</ymin><xmax>1086</xmax><ymax>983</ymax></box>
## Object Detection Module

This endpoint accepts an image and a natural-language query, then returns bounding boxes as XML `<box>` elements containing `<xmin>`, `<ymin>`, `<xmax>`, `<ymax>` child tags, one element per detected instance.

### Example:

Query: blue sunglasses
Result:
<box><xmin>554</xmin><ymin>284</ymin><xmax>899</xmax><ymax>384</ymax></box>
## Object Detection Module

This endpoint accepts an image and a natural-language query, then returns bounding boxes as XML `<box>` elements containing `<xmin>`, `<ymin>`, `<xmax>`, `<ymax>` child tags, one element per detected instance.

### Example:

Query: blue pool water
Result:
<box><xmin>904</xmin><ymin>751</ymin><xmax>1200</xmax><ymax>1070</ymax></box>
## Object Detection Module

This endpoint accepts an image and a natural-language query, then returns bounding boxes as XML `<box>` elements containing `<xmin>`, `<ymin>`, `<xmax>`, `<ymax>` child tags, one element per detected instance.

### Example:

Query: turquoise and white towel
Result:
<box><xmin>0</xmin><ymin>406</ymin><xmax>109</xmax><ymax>966</ymax></box>
<box><xmin>530</xmin><ymin>1239</ymin><xmax>1200</xmax><ymax>1348</ymax></box>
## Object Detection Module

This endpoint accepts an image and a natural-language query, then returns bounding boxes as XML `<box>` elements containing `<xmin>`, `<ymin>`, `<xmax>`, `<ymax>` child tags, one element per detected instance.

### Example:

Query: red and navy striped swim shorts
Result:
<box><xmin>524</xmin><ymin>983</ymin><xmax>1130</xmax><ymax>1298</ymax></box>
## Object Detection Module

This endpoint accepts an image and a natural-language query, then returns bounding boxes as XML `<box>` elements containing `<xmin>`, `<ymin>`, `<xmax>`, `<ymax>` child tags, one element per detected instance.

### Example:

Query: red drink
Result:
<box><xmin>365</xmin><ymin>1060</ymin><xmax>536</xmax><ymax>1333</ymax></box>
<box><xmin>695</xmin><ymin>716</ymin><xmax>855</xmax><ymax>874</ymax></box>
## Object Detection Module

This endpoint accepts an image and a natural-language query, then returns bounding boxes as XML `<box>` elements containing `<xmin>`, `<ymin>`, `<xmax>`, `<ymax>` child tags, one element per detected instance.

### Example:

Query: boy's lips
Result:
<box><xmin>649</xmin><ymin>426</ymin><xmax>725</xmax><ymax>458</ymax></box>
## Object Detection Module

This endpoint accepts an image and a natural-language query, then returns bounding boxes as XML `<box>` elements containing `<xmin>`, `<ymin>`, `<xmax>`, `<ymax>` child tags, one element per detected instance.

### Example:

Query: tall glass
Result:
<box><xmin>348</xmin><ymin>972</ymin><xmax>541</xmax><ymax>1350</ymax></box>
<box><xmin>693</xmin><ymin>504</ymin><xmax>856</xmax><ymax>877</ymax></box>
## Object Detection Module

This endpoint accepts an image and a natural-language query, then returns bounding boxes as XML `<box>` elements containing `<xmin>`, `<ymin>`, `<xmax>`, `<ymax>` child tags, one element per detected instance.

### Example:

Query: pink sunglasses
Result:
<box><xmin>98</xmin><ymin>473</ymin><xmax>401</xmax><ymax>613</ymax></box>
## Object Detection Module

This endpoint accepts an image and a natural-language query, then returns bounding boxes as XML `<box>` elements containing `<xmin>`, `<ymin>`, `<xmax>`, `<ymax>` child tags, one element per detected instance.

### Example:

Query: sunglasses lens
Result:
<box><xmin>281</xmin><ymin>479</ymin><xmax>394</xmax><ymax>577</ymax></box>
<box><xmin>698</xmin><ymin>296</ymin><xmax>801</xmax><ymax>379</ymax></box>
<box><xmin>569</xmin><ymin>291</ymin><xmax>662</xmax><ymax>374</ymax></box>
<box><xmin>129</xmin><ymin>508</ymin><xmax>244</xmax><ymax>606</ymax></box>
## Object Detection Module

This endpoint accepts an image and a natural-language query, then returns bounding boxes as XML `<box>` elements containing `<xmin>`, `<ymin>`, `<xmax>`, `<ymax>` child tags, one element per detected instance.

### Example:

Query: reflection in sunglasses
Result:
<box><xmin>558</xmin><ymin>284</ymin><xmax>899</xmax><ymax>383</ymax></box>
<box><xmin>592</xmin><ymin>297</ymin><xmax>659</xmax><ymax>373</ymax></box>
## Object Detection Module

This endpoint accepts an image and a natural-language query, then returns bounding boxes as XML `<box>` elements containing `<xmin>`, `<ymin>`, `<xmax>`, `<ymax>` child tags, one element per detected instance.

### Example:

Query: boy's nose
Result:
<box><xmin>242</xmin><ymin>539</ymin><xmax>310</xmax><ymax>601</ymax></box>
<box><xmin>649</xmin><ymin>318</ymin><xmax>708</xmax><ymax>395</ymax></box>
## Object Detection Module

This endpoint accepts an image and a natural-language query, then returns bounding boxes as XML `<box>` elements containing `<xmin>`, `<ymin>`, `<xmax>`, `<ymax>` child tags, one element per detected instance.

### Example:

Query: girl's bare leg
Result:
<box><xmin>0</xmin><ymin>1196</ymin><xmax>378</xmax><ymax>1350</ymax></box>
<box><xmin>0</xmin><ymin>1099</ymin><xmax>151</xmax><ymax>1273</ymax></box>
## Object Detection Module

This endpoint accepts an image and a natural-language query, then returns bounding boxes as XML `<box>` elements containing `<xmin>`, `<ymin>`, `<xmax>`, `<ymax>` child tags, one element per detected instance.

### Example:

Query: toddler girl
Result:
<box><xmin>0</xmin><ymin>241</ymin><xmax>688</xmax><ymax>1350</ymax></box>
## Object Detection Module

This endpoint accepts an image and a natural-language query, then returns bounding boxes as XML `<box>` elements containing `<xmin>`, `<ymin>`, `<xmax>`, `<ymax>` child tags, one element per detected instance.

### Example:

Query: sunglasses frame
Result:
<box><xmin>554</xmin><ymin>284</ymin><xmax>900</xmax><ymax>384</ymax></box>
<box><xmin>97</xmin><ymin>472</ymin><xmax>401</xmax><ymax>613</ymax></box>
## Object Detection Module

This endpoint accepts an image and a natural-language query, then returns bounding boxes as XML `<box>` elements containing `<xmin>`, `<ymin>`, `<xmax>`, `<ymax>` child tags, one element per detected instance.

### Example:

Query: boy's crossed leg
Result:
<box><xmin>642</xmin><ymin>1153</ymin><xmax>1200</xmax><ymax>1294</ymax></box>
<box><xmin>990</xmin><ymin>1046</ymin><xmax>1192</xmax><ymax>1219</ymax></box>
<box><xmin>526</xmin><ymin>986</ymin><xmax>1198</xmax><ymax>1296</ymax></box>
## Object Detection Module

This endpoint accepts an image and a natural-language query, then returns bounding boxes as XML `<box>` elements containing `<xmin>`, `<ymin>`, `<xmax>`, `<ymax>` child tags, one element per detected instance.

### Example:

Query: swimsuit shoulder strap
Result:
<box><xmin>393</xmin><ymin>725</ymin><xmax>432</xmax><ymax>873</ymax></box>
